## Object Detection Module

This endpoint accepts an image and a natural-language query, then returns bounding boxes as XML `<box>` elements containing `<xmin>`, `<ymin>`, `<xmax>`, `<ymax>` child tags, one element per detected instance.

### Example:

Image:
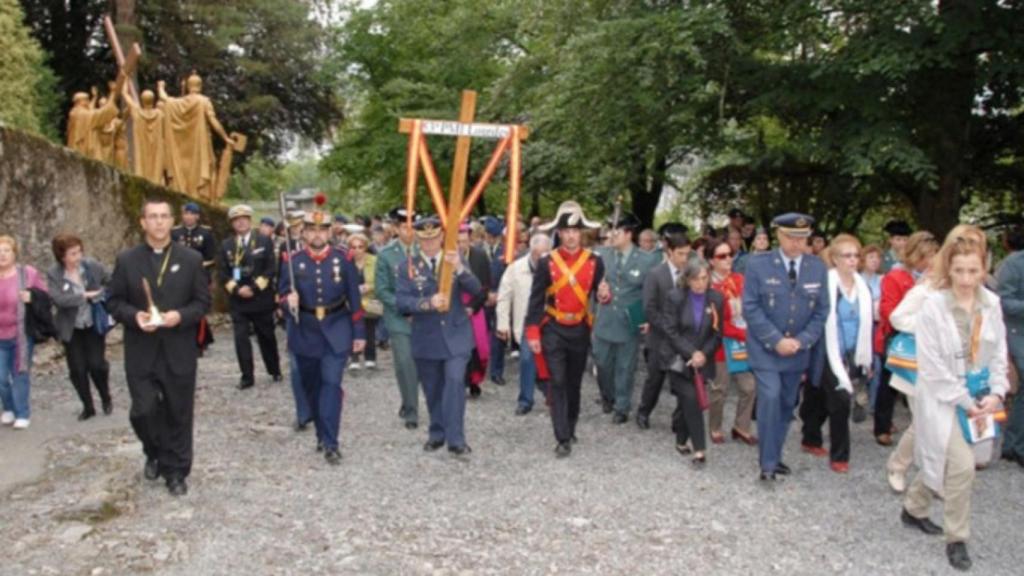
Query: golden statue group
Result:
<box><xmin>66</xmin><ymin>68</ymin><xmax>245</xmax><ymax>204</ymax></box>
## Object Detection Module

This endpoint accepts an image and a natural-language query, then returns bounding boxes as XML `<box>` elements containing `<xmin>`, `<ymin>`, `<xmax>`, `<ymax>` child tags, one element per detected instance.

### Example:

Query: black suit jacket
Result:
<box><xmin>218</xmin><ymin>233</ymin><xmax>277</xmax><ymax>313</ymax></box>
<box><xmin>107</xmin><ymin>243</ymin><xmax>211</xmax><ymax>377</ymax></box>
<box><xmin>464</xmin><ymin>246</ymin><xmax>491</xmax><ymax>312</ymax></box>
<box><xmin>659</xmin><ymin>288</ymin><xmax>723</xmax><ymax>383</ymax></box>
<box><xmin>643</xmin><ymin>261</ymin><xmax>677</xmax><ymax>370</ymax></box>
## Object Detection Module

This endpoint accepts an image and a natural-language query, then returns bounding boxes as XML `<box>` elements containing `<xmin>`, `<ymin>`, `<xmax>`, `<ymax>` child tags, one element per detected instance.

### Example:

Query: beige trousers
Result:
<box><xmin>708</xmin><ymin>361</ymin><xmax>755</xmax><ymax>434</ymax></box>
<box><xmin>903</xmin><ymin>421</ymin><xmax>975</xmax><ymax>543</ymax></box>
<box><xmin>888</xmin><ymin>401</ymin><xmax>915</xmax><ymax>473</ymax></box>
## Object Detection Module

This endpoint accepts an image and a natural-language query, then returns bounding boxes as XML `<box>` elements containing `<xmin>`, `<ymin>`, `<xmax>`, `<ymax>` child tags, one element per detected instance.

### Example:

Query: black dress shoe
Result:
<box><xmin>901</xmin><ymin>509</ymin><xmax>943</xmax><ymax>536</ymax></box>
<box><xmin>78</xmin><ymin>408</ymin><xmax>96</xmax><ymax>421</ymax></box>
<box><xmin>237</xmin><ymin>378</ymin><xmax>254</xmax><ymax>390</ymax></box>
<box><xmin>324</xmin><ymin>449</ymin><xmax>342</xmax><ymax>465</ymax></box>
<box><xmin>469</xmin><ymin>385</ymin><xmax>482</xmax><ymax>398</ymax></box>
<box><xmin>946</xmin><ymin>542</ymin><xmax>972</xmax><ymax>571</ymax></box>
<box><xmin>601</xmin><ymin>400</ymin><xmax>613</xmax><ymax>414</ymax></box>
<box><xmin>144</xmin><ymin>459</ymin><xmax>160</xmax><ymax>481</ymax></box>
<box><xmin>404</xmin><ymin>421</ymin><xmax>418</xmax><ymax>430</ymax></box>
<box><xmin>759</xmin><ymin>471</ymin><xmax>777</xmax><ymax>482</ymax></box>
<box><xmin>555</xmin><ymin>442</ymin><xmax>572</xmax><ymax>458</ymax></box>
<box><xmin>271</xmin><ymin>373</ymin><xmax>283</xmax><ymax>383</ymax></box>
<box><xmin>166</xmin><ymin>476</ymin><xmax>188</xmax><ymax>497</ymax></box>
<box><xmin>294</xmin><ymin>419</ymin><xmax>311</xmax><ymax>432</ymax></box>
<box><xmin>515</xmin><ymin>405</ymin><xmax>532</xmax><ymax>416</ymax></box>
<box><xmin>449</xmin><ymin>445</ymin><xmax>472</xmax><ymax>457</ymax></box>
<box><xmin>775</xmin><ymin>462</ymin><xmax>792</xmax><ymax>476</ymax></box>
<box><xmin>316</xmin><ymin>441</ymin><xmax>325</xmax><ymax>453</ymax></box>
<box><xmin>491</xmin><ymin>375</ymin><xmax>506</xmax><ymax>386</ymax></box>
<box><xmin>101</xmin><ymin>399</ymin><xmax>113</xmax><ymax>416</ymax></box>
<box><xmin>612</xmin><ymin>412</ymin><xmax>628</xmax><ymax>424</ymax></box>
<box><xmin>636</xmin><ymin>413</ymin><xmax>650</xmax><ymax>430</ymax></box>
<box><xmin>675</xmin><ymin>443</ymin><xmax>692</xmax><ymax>456</ymax></box>
<box><xmin>423</xmin><ymin>439</ymin><xmax>444</xmax><ymax>452</ymax></box>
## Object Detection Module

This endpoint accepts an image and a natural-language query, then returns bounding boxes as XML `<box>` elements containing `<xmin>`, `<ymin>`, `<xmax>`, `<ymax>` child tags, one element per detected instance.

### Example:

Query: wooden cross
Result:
<box><xmin>103</xmin><ymin>16</ymin><xmax>142</xmax><ymax>102</ymax></box>
<box><xmin>398</xmin><ymin>90</ymin><xmax>528</xmax><ymax>310</ymax></box>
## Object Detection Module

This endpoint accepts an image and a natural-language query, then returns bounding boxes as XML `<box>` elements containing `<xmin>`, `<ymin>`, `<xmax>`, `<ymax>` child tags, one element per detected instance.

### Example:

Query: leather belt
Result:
<box><xmin>300</xmin><ymin>300</ymin><xmax>348</xmax><ymax>321</ymax></box>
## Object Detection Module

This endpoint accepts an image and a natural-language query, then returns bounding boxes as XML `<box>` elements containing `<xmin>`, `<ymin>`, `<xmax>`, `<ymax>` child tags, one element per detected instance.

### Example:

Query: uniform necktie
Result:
<box><xmin>430</xmin><ymin>257</ymin><xmax>437</xmax><ymax>274</ymax></box>
<box><xmin>788</xmin><ymin>259</ymin><xmax>797</xmax><ymax>285</ymax></box>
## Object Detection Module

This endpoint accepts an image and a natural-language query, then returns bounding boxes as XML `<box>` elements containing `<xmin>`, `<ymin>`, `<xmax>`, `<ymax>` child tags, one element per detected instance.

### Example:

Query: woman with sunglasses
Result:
<box><xmin>900</xmin><ymin>234</ymin><xmax>1007</xmax><ymax>571</ymax></box>
<box><xmin>347</xmin><ymin>233</ymin><xmax>379</xmax><ymax>370</ymax></box>
<box><xmin>704</xmin><ymin>238</ymin><xmax>757</xmax><ymax>446</ymax></box>
<box><xmin>799</xmin><ymin>234</ymin><xmax>873</xmax><ymax>473</ymax></box>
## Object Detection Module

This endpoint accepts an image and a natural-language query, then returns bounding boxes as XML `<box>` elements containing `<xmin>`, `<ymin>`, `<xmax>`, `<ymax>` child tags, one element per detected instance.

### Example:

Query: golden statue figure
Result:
<box><xmin>122</xmin><ymin>87</ymin><xmax>168</xmax><ymax>185</ymax></box>
<box><xmin>66</xmin><ymin>81</ymin><xmax>121</xmax><ymax>161</ymax></box>
<box><xmin>157</xmin><ymin>72</ymin><xmax>236</xmax><ymax>200</ymax></box>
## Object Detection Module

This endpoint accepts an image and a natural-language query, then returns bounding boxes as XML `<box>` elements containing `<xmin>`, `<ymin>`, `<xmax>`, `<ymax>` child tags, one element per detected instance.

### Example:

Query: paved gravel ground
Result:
<box><xmin>1</xmin><ymin>324</ymin><xmax>1022</xmax><ymax>575</ymax></box>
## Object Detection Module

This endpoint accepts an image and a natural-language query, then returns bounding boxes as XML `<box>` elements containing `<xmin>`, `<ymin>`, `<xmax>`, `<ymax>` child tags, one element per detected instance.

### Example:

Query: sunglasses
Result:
<box><xmin>712</xmin><ymin>251</ymin><xmax>734</xmax><ymax>260</ymax></box>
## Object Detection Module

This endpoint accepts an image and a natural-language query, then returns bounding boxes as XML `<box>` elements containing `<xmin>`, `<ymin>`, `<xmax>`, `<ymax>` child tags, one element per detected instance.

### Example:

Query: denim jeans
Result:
<box><xmin>517</xmin><ymin>330</ymin><xmax>536</xmax><ymax>409</ymax></box>
<box><xmin>0</xmin><ymin>338</ymin><xmax>35</xmax><ymax>419</ymax></box>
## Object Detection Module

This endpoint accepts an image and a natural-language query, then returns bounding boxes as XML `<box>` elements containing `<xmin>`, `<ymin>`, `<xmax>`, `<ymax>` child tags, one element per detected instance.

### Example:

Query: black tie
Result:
<box><xmin>430</xmin><ymin>257</ymin><xmax>437</xmax><ymax>275</ymax></box>
<box><xmin>788</xmin><ymin>260</ymin><xmax>797</xmax><ymax>285</ymax></box>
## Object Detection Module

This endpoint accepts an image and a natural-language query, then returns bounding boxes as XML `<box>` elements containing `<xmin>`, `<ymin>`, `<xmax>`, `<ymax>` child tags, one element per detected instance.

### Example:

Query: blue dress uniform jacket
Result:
<box><xmin>742</xmin><ymin>251</ymin><xmax>829</xmax><ymax>372</ymax></box>
<box><xmin>396</xmin><ymin>255</ymin><xmax>482</xmax><ymax>359</ymax></box>
<box><xmin>279</xmin><ymin>247</ymin><xmax>366</xmax><ymax>357</ymax></box>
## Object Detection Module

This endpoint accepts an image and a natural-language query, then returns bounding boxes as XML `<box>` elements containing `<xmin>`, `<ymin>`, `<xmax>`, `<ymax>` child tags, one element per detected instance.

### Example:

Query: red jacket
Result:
<box><xmin>711</xmin><ymin>272</ymin><xmax>747</xmax><ymax>362</ymax></box>
<box><xmin>874</xmin><ymin>267</ymin><xmax>915</xmax><ymax>354</ymax></box>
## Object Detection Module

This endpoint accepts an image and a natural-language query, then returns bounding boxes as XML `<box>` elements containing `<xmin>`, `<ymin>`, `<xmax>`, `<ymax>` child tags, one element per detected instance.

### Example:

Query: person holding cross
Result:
<box><xmin>525</xmin><ymin>201</ymin><xmax>607</xmax><ymax>458</ymax></box>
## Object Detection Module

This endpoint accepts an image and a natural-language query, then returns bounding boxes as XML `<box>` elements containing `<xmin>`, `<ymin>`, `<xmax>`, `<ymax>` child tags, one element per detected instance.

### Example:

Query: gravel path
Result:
<box><xmin>1</xmin><ymin>324</ymin><xmax>1022</xmax><ymax>575</ymax></box>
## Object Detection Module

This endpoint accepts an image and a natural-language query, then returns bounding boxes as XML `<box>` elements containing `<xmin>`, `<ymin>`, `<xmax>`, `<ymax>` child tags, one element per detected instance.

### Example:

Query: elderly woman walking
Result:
<box><xmin>47</xmin><ymin>234</ymin><xmax>112</xmax><ymax>420</ymax></box>
<box><xmin>0</xmin><ymin>235</ymin><xmax>48</xmax><ymax>429</ymax></box>
<box><xmin>900</xmin><ymin>235</ymin><xmax>1008</xmax><ymax>571</ymax></box>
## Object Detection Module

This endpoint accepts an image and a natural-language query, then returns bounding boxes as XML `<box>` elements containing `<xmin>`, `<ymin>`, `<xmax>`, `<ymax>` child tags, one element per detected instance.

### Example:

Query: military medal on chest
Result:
<box><xmin>332</xmin><ymin>257</ymin><xmax>342</xmax><ymax>283</ymax></box>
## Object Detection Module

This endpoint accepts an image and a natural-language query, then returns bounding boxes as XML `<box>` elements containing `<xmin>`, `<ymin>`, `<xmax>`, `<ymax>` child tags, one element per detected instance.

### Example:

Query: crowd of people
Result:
<box><xmin>1</xmin><ymin>197</ymin><xmax>1022</xmax><ymax>571</ymax></box>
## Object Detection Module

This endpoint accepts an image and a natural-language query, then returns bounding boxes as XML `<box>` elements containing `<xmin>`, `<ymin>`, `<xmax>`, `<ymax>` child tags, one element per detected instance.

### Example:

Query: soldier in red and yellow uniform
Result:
<box><xmin>525</xmin><ymin>201</ymin><xmax>608</xmax><ymax>458</ymax></box>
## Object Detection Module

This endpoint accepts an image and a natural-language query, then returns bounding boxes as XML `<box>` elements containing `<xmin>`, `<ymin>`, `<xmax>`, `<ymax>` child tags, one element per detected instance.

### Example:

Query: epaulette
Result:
<box><xmin>200</xmin><ymin>224</ymin><xmax>212</xmax><ymax>230</ymax></box>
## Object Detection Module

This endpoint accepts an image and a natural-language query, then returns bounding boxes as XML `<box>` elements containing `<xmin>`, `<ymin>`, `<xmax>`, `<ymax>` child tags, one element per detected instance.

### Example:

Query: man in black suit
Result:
<box><xmin>107</xmin><ymin>199</ymin><xmax>211</xmax><ymax>496</ymax></box>
<box><xmin>636</xmin><ymin>232</ymin><xmax>692</xmax><ymax>429</ymax></box>
<box><xmin>219</xmin><ymin>204</ymin><xmax>282</xmax><ymax>390</ymax></box>
<box><xmin>457</xmin><ymin>224</ymin><xmax>491</xmax><ymax>397</ymax></box>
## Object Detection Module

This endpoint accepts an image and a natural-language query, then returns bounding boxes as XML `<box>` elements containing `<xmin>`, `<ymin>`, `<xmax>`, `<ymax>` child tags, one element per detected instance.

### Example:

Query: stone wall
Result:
<box><xmin>0</xmin><ymin>126</ymin><xmax>230</xmax><ymax>272</ymax></box>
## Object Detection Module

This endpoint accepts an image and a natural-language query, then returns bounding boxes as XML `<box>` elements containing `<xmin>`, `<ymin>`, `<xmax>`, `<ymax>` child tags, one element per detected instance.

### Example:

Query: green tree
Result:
<box><xmin>0</xmin><ymin>0</ymin><xmax>59</xmax><ymax>138</ymax></box>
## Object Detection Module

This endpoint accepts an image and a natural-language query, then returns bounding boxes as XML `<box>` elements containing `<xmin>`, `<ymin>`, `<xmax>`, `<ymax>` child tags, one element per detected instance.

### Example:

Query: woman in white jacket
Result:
<box><xmin>900</xmin><ymin>235</ymin><xmax>1008</xmax><ymax>572</ymax></box>
<box><xmin>799</xmin><ymin>234</ymin><xmax>873</xmax><ymax>473</ymax></box>
<box><xmin>886</xmin><ymin>224</ymin><xmax>989</xmax><ymax>493</ymax></box>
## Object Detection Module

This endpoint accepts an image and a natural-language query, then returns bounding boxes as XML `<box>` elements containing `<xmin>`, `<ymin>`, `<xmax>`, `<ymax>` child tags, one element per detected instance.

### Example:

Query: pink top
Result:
<box><xmin>0</xmin><ymin>266</ymin><xmax>47</xmax><ymax>340</ymax></box>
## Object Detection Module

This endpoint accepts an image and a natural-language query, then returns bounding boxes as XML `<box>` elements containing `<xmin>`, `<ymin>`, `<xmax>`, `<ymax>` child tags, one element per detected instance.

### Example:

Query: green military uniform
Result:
<box><xmin>375</xmin><ymin>226</ymin><xmax>420</xmax><ymax>428</ymax></box>
<box><xmin>592</xmin><ymin>239</ymin><xmax>660</xmax><ymax>419</ymax></box>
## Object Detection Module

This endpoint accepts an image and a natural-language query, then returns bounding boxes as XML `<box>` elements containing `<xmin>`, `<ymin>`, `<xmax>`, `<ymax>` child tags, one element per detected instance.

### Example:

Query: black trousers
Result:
<box><xmin>669</xmin><ymin>372</ymin><xmax>706</xmax><ymax>451</ymax></box>
<box><xmin>541</xmin><ymin>323</ymin><xmax>590</xmax><ymax>444</ymax></box>
<box><xmin>873</xmin><ymin>362</ymin><xmax>898</xmax><ymax>436</ymax></box>
<box><xmin>127</xmin><ymin>348</ymin><xmax>196</xmax><ymax>478</ymax></box>
<box><xmin>638</xmin><ymin>352</ymin><xmax>669</xmax><ymax>417</ymax></box>
<box><xmin>352</xmin><ymin>318</ymin><xmax>377</xmax><ymax>363</ymax></box>
<box><xmin>63</xmin><ymin>328</ymin><xmax>110</xmax><ymax>412</ymax></box>
<box><xmin>231</xmin><ymin>308</ymin><xmax>280</xmax><ymax>383</ymax></box>
<box><xmin>800</xmin><ymin>363</ymin><xmax>851</xmax><ymax>462</ymax></box>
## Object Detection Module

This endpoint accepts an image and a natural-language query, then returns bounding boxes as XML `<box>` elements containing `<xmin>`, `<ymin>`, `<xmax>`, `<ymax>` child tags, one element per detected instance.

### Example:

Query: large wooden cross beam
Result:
<box><xmin>398</xmin><ymin>90</ymin><xmax>528</xmax><ymax>310</ymax></box>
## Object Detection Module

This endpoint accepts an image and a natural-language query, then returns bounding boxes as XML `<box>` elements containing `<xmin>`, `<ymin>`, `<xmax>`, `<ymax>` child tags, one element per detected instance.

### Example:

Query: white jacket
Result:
<box><xmin>496</xmin><ymin>254</ymin><xmax>537</xmax><ymax>343</ymax></box>
<box><xmin>823</xmin><ymin>269</ymin><xmax>874</xmax><ymax>393</ymax></box>
<box><xmin>914</xmin><ymin>288</ymin><xmax>1009</xmax><ymax>493</ymax></box>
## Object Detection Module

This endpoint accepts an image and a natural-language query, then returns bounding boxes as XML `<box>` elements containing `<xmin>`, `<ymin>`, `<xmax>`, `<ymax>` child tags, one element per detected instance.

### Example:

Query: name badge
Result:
<box><xmin>233</xmin><ymin>267</ymin><xmax>242</xmax><ymax>282</ymax></box>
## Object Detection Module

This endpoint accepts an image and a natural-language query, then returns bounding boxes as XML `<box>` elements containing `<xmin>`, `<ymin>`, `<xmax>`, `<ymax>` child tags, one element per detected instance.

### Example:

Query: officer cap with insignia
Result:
<box><xmin>183</xmin><ymin>202</ymin><xmax>201</xmax><ymax>215</ymax></box>
<box><xmin>607</xmin><ymin>212</ymin><xmax>642</xmax><ymax>232</ymax></box>
<box><xmin>260</xmin><ymin>216</ymin><xmax>275</xmax><ymax>227</ymax></box>
<box><xmin>304</xmin><ymin>193</ymin><xmax>332</xmax><ymax>228</ymax></box>
<box><xmin>771</xmin><ymin>212</ymin><xmax>815</xmax><ymax>238</ymax></box>
<box><xmin>414</xmin><ymin>216</ymin><xmax>444</xmax><ymax>239</ymax></box>
<box><xmin>883</xmin><ymin>219</ymin><xmax>913</xmax><ymax>237</ymax></box>
<box><xmin>287</xmin><ymin>210</ymin><xmax>306</xmax><ymax>227</ymax></box>
<box><xmin>227</xmin><ymin>204</ymin><xmax>254</xmax><ymax>221</ymax></box>
<box><xmin>387</xmin><ymin>206</ymin><xmax>416</xmax><ymax>223</ymax></box>
<box><xmin>538</xmin><ymin>201</ymin><xmax>601</xmax><ymax>232</ymax></box>
<box><xmin>483</xmin><ymin>216</ymin><xmax>504</xmax><ymax>237</ymax></box>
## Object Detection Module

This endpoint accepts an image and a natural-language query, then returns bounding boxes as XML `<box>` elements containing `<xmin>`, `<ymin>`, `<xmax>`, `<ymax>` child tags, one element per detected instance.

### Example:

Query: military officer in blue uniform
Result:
<box><xmin>592</xmin><ymin>212</ymin><xmax>660</xmax><ymax>422</ymax></box>
<box><xmin>396</xmin><ymin>217</ymin><xmax>483</xmax><ymax>457</ymax></box>
<box><xmin>171</xmin><ymin>202</ymin><xmax>216</xmax><ymax>352</ymax></box>
<box><xmin>280</xmin><ymin>208</ymin><xmax>366</xmax><ymax>465</ymax></box>
<box><xmin>741</xmin><ymin>213</ymin><xmax>829</xmax><ymax>482</ymax></box>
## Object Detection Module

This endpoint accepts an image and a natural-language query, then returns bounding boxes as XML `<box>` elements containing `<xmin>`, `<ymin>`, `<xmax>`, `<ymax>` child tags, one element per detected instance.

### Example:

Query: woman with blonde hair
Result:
<box><xmin>0</xmin><ymin>236</ymin><xmax>48</xmax><ymax>429</ymax></box>
<box><xmin>885</xmin><ymin>224</ymin><xmax>988</xmax><ymax>492</ymax></box>
<box><xmin>347</xmin><ymin>232</ymin><xmax>380</xmax><ymax>370</ymax></box>
<box><xmin>800</xmin><ymin>234</ymin><xmax>873</xmax><ymax>472</ymax></box>
<box><xmin>874</xmin><ymin>231</ymin><xmax>941</xmax><ymax>446</ymax></box>
<box><xmin>900</xmin><ymin>233</ymin><xmax>1007</xmax><ymax>571</ymax></box>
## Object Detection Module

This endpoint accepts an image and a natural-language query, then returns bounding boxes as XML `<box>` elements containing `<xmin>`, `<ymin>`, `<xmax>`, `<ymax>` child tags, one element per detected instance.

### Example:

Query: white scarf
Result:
<box><xmin>824</xmin><ymin>269</ymin><xmax>873</xmax><ymax>393</ymax></box>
